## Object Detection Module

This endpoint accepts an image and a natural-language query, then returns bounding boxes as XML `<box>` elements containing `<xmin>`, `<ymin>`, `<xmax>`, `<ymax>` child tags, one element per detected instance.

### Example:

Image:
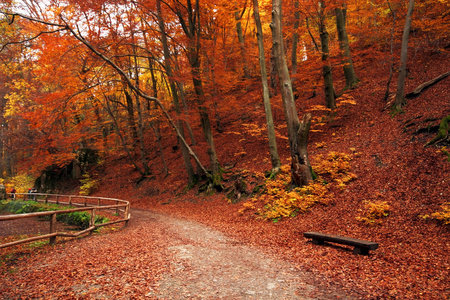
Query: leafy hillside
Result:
<box><xmin>1</xmin><ymin>0</ymin><xmax>449</xmax><ymax>298</ymax></box>
<box><xmin>91</xmin><ymin>47</ymin><xmax>450</xmax><ymax>298</ymax></box>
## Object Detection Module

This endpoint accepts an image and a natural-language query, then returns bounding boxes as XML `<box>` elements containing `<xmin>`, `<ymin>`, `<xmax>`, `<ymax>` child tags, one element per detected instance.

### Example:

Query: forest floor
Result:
<box><xmin>1</xmin><ymin>48</ymin><xmax>450</xmax><ymax>299</ymax></box>
<box><xmin>0</xmin><ymin>209</ymin><xmax>355</xmax><ymax>299</ymax></box>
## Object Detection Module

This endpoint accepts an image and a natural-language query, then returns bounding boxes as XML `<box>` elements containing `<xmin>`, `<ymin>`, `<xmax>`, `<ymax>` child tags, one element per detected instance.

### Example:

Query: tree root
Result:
<box><xmin>425</xmin><ymin>115</ymin><xmax>450</xmax><ymax>147</ymax></box>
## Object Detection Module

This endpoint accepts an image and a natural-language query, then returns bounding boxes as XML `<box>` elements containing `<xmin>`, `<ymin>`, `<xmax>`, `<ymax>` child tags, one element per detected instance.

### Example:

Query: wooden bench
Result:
<box><xmin>303</xmin><ymin>231</ymin><xmax>378</xmax><ymax>255</ymax></box>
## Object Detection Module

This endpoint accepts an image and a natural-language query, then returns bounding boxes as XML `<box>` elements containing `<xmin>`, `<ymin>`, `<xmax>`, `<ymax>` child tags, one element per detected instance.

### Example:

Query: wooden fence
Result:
<box><xmin>0</xmin><ymin>193</ymin><xmax>130</xmax><ymax>249</ymax></box>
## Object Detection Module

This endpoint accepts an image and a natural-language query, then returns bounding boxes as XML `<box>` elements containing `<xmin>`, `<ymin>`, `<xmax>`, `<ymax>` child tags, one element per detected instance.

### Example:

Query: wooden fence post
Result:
<box><xmin>89</xmin><ymin>208</ymin><xmax>96</xmax><ymax>236</ymax></box>
<box><xmin>69</xmin><ymin>196</ymin><xmax>72</xmax><ymax>207</ymax></box>
<box><xmin>45</xmin><ymin>194</ymin><xmax>48</xmax><ymax>204</ymax></box>
<box><xmin>124</xmin><ymin>204</ymin><xmax>130</xmax><ymax>227</ymax></box>
<box><xmin>49</xmin><ymin>213</ymin><xmax>56</xmax><ymax>245</ymax></box>
<box><xmin>56</xmin><ymin>195</ymin><xmax>59</xmax><ymax>205</ymax></box>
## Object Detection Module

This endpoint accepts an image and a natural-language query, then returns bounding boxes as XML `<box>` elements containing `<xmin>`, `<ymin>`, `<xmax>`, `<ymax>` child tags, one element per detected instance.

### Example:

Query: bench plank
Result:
<box><xmin>304</xmin><ymin>231</ymin><xmax>378</xmax><ymax>255</ymax></box>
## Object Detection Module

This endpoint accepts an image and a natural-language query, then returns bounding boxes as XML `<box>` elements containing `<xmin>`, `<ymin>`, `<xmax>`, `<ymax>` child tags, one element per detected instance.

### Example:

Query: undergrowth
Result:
<box><xmin>421</xmin><ymin>203</ymin><xmax>450</xmax><ymax>225</ymax></box>
<box><xmin>239</xmin><ymin>151</ymin><xmax>357</xmax><ymax>222</ymax></box>
<box><xmin>356</xmin><ymin>201</ymin><xmax>390</xmax><ymax>225</ymax></box>
<box><xmin>79</xmin><ymin>173</ymin><xmax>99</xmax><ymax>196</ymax></box>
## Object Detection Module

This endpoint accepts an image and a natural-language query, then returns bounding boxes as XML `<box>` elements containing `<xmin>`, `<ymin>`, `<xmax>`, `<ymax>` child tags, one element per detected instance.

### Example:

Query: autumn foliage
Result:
<box><xmin>0</xmin><ymin>0</ymin><xmax>450</xmax><ymax>298</ymax></box>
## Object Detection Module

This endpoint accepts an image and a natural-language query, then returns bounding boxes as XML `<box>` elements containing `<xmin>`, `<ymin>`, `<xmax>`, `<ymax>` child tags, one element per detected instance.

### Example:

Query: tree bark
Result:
<box><xmin>292</xmin><ymin>114</ymin><xmax>313</xmax><ymax>186</ymax></box>
<box><xmin>319</xmin><ymin>1</ymin><xmax>335</xmax><ymax>109</ymax></box>
<box><xmin>123</xmin><ymin>88</ymin><xmax>138</xmax><ymax>140</ymax></box>
<box><xmin>156</xmin><ymin>0</ymin><xmax>196</xmax><ymax>185</ymax></box>
<box><xmin>253</xmin><ymin>0</ymin><xmax>280</xmax><ymax>173</ymax></box>
<box><xmin>393</xmin><ymin>0</ymin><xmax>415</xmax><ymax>111</ymax></box>
<box><xmin>183</xmin><ymin>0</ymin><xmax>222</xmax><ymax>188</ymax></box>
<box><xmin>271</xmin><ymin>0</ymin><xmax>312</xmax><ymax>187</ymax></box>
<box><xmin>335</xmin><ymin>6</ymin><xmax>359</xmax><ymax>90</ymax></box>
<box><xmin>130</xmin><ymin>35</ymin><xmax>151</xmax><ymax>176</ymax></box>
<box><xmin>291</xmin><ymin>0</ymin><xmax>300</xmax><ymax>92</ymax></box>
<box><xmin>384</xmin><ymin>1</ymin><xmax>397</xmax><ymax>102</ymax></box>
<box><xmin>235</xmin><ymin>5</ymin><xmax>250</xmax><ymax>79</ymax></box>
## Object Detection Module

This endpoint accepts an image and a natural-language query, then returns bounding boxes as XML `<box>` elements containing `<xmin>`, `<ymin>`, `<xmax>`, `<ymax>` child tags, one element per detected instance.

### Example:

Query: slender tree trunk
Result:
<box><xmin>186</xmin><ymin>0</ymin><xmax>222</xmax><ymax>188</ymax></box>
<box><xmin>269</xmin><ymin>47</ymin><xmax>278</xmax><ymax>96</ymax></box>
<box><xmin>131</xmin><ymin>37</ymin><xmax>151</xmax><ymax>176</ymax></box>
<box><xmin>384</xmin><ymin>1</ymin><xmax>397</xmax><ymax>102</ymax></box>
<box><xmin>156</xmin><ymin>0</ymin><xmax>196</xmax><ymax>184</ymax></box>
<box><xmin>235</xmin><ymin>5</ymin><xmax>250</xmax><ymax>79</ymax></box>
<box><xmin>335</xmin><ymin>5</ymin><xmax>359</xmax><ymax>90</ymax></box>
<box><xmin>104</xmin><ymin>95</ymin><xmax>148</xmax><ymax>176</ymax></box>
<box><xmin>291</xmin><ymin>0</ymin><xmax>300</xmax><ymax>91</ymax></box>
<box><xmin>149</xmin><ymin>118</ymin><xmax>168</xmax><ymax>177</ymax></box>
<box><xmin>393</xmin><ymin>0</ymin><xmax>415</xmax><ymax>111</ymax></box>
<box><xmin>174</xmin><ymin>51</ymin><xmax>197</xmax><ymax>145</ymax></box>
<box><xmin>124</xmin><ymin>88</ymin><xmax>138</xmax><ymax>140</ymax></box>
<box><xmin>319</xmin><ymin>0</ymin><xmax>335</xmax><ymax>109</ymax></box>
<box><xmin>271</xmin><ymin>0</ymin><xmax>313</xmax><ymax>187</ymax></box>
<box><xmin>253</xmin><ymin>0</ymin><xmax>280</xmax><ymax>173</ymax></box>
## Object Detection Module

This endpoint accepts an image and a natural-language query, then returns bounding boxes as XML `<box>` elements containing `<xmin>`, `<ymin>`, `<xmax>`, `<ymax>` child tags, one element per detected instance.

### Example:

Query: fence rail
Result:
<box><xmin>0</xmin><ymin>193</ymin><xmax>130</xmax><ymax>249</ymax></box>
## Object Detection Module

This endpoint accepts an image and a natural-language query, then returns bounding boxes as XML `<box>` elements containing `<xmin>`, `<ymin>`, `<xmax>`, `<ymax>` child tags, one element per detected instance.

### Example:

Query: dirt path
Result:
<box><xmin>0</xmin><ymin>209</ymin><xmax>355</xmax><ymax>299</ymax></box>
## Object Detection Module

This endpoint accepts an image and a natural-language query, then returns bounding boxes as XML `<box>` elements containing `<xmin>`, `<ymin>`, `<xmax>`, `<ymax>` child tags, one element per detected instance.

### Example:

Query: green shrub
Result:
<box><xmin>1</xmin><ymin>200</ymin><xmax>108</xmax><ymax>229</ymax></box>
<box><xmin>57</xmin><ymin>211</ymin><xmax>108</xmax><ymax>229</ymax></box>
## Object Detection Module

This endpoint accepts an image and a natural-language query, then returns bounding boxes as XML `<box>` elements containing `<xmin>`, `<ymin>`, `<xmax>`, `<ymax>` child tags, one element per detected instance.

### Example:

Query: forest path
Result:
<box><xmin>0</xmin><ymin>209</ymin><xmax>354</xmax><ymax>299</ymax></box>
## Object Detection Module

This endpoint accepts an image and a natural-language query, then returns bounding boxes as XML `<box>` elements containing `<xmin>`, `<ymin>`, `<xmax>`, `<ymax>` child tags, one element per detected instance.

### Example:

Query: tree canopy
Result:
<box><xmin>0</xmin><ymin>0</ymin><xmax>448</xmax><ymax>185</ymax></box>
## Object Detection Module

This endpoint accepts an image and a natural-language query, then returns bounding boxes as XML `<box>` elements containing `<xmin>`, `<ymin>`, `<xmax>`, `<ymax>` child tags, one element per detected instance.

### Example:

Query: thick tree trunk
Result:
<box><xmin>271</xmin><ymin>0</ymin><xmax>312</xmax><ymax>187</ymax></box>
<box><xmin>319</xmin><ymin>1</ymin><xmax>335</xmax><ymax>109</ymax></box>
<box><xmin>291</xmin><ymin>114</ymin><xmax>313</xmax><ymax>186</ymax></box>
<box><xmin>393</xmin><ymin>0</ymin><xmax>415</xmax><ymax>111</ymax></box>
<box><xmin>253</xmin><ymin>0</ymin><xmax>280</xmax><ymax>173</ymax></box>
<box><xmin>335</xmin><ymin>6</ymin><xmax>359</xmax><ymax>90</ymax></box>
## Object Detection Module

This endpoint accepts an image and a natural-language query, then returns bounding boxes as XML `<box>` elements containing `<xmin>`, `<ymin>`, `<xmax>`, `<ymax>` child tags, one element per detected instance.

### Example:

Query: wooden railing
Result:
<box><xmin>0</xmin><ymin>193</ymin><xmax>131</xmax><ymax>249</ymax></box>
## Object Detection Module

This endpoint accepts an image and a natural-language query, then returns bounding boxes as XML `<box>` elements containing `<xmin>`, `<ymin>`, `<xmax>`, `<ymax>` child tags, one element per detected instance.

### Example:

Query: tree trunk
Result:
<box><xmin>335</xmin><ymin>6</ymin><xmax>359</xmax><ymax>90</ymax></box>
<box><xmin>271</xmin><ymin>0</ymin><xmax>312</xmax><ymax>187</ymax></box>
<box><xmin>291</xmin><ymin>114</ymin><xmax>313</xmax><ymax>186</ymax></box>
<box><xmin>291</xmin><ymin>0</ymin><xmax>300</xmax><ymax>92</ymax></box>
<box><xmin>123</xmin><ymin>88</ymin><xmax>138</xmax><ymax>140</ymax></box>
<box><xmin>384</xmin><ymin>1</ymin><xmax>397</xmax><ymax>102</ymax></box>
<box><xmin>319</xmin><ymin>1</ymin><xmax>335</xmax><ymax>109</ymax></box>
<box><xmin>156</xmin><ymin>0</ymin><xmax>196</xmax><ymax>185</ymax></box>
<box><xmin>235</xmin><ymin>6</ymin><xmax>250</xmax><ymax>79</ymax></box>
<box><xmin>131</xmin><ymin>36</ymin><xmax>151</xmax><ymax>176</ymax></box>
<box><xmin>253</xmin><ymin>0</ymin><xmax>281</xmax><ymax>173</ymax></box>
<box><xmin>393</xmin><ymin>0</ymin><xmax>415</xmax><ymax>112</ymax></box>
<box><xmin>185</xmin><ymin>0</ymin><xmax>222</xmax><ymax>188</ymax></box>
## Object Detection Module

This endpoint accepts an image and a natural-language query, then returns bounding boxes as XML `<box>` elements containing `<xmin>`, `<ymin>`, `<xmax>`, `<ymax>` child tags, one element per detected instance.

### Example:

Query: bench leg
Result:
<box><xmin>312</xmin><ymin>238</ymin><xmax>325</xmax><ymax>245</ymax></box>
<box><xmin>353</xmin><ymin>247</ymin><xmax>369</xmax><ymax>255</ymax></box>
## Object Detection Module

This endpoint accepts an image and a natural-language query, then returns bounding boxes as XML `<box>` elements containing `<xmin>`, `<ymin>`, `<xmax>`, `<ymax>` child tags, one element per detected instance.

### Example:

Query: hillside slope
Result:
<box><xmin>94</xmin><ymin>48</ymin><xmax>450</xmax><ymax>298</ymax></box>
